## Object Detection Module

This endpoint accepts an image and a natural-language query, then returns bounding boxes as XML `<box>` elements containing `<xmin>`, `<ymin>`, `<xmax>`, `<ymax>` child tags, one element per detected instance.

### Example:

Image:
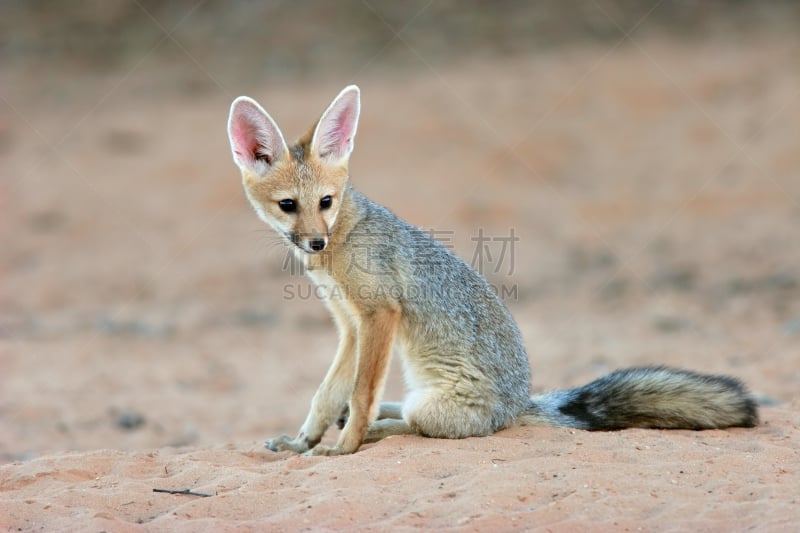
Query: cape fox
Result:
<box><xmin>226</xmin><ymin>85</ymin><xmax>758</xmax><ymax>456</ymax></box>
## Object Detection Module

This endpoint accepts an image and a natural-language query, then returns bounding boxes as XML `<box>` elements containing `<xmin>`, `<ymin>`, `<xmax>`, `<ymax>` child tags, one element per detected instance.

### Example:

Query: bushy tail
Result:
<box><xmin>519</xmin><ymin>366</ymin><xmax>758</xmax><ymax>430</ymax></box>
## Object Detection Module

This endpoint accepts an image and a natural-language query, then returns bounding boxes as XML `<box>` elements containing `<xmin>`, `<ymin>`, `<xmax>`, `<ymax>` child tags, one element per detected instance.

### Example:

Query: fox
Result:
<box><xmin>226</xmin><ymin>85</ymin><xmax>758</xmax><ymax>456</ymax></box>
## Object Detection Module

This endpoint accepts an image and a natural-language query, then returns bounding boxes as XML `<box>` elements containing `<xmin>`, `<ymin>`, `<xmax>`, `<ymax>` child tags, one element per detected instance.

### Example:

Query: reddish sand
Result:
<box><xmin>2</xmin><ymin>31</ymin><xmax>800</xmax><ymax>531</ymax></box>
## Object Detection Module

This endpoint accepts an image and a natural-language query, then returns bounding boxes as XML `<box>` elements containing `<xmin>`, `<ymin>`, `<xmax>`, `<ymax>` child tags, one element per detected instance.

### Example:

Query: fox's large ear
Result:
<box><xmin>311</xmin><ymin>85</ymin><xmax>360</xmax><ymax>164</ymax></box>
<box><xmin>227</xmin><ymin>96</ymin><xmax>288</xmax><ymax>175</ymax></box>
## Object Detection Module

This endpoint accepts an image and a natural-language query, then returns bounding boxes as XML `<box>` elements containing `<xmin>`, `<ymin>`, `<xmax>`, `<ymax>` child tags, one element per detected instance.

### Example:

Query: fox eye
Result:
<box><xmin>320</xmin><ymin>195</ymin><xmax>333</xmax><ymax>210</ymax></box>
<box><xmin>278</xmin><ymin>199</ymin><xmax>296</xmax><ymax>213</ymax></box>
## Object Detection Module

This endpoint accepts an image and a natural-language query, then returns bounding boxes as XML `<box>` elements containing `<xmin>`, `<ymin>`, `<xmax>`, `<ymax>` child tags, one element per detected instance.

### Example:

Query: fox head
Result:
<box><xmin>227</xmin><ymin>85</ymin><xmax>361</xmax><ymax>254</ymax></box>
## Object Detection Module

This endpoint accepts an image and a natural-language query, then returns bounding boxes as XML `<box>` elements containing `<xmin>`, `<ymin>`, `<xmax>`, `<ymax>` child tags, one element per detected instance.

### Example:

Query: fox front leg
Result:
<box><xmin>265</xmin><ymin>433</ymin><xmax>314</xmax><ymax>454</ymax></box>
<box><xmin>265</xmin><ymin>368</ymin><xmax>353</xmax><ymax>453</ymax></box>
<box><xmin>307</xmin><ymin>306</ymin><xmax>400</xmax><ymax>456</ymax></box>
<box><xmin>265</xmin><ymin>365</ymin><xmax>354</xmax><ymax>453</ymax></box>
<box><xmin>266</xmin><ymin>311</ymin><xmax>357</xmax><ymax>453</ymax></box>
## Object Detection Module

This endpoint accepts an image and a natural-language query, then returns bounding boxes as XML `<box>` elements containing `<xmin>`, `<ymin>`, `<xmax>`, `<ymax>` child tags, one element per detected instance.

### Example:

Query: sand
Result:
<box><xmin>2</xmin><ymin>23</ymin><xmax>800</xmax><ymax>532</ymax></box>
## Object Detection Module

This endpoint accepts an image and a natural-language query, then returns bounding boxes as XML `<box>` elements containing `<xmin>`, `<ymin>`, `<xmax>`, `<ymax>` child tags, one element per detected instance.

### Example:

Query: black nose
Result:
<box><xmin>309</xmin><ymin>238</ymin><xmax>326</xmax><ymax>252</ymax></box>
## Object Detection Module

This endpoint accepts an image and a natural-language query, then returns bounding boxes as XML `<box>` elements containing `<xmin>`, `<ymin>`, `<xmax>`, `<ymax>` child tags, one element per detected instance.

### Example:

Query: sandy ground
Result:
<box><xmin>2</xmin><ymin>28</ymin><xmax>800</xmax><ymax>531</ymax></box>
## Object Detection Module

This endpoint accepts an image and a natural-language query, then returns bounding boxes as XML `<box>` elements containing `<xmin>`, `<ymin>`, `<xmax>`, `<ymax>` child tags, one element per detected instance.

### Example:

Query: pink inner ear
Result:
<box><xmin>331</xmin><ymin>110</ymin><xmax>354</xmax><ymax>154</ymax></box>
<box><xmin>316</xmin><ymin>94</ymin><xmax>359</xmax><ymax>160</ymax></box>
<box><xmin>230</xmin><ymin>113</ymin><xmax>260</xmax><ymax>164</ymax></box>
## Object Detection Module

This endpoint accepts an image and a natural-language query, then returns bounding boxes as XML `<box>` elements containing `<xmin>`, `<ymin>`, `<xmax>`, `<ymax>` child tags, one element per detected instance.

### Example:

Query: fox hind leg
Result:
<box><xmin>377</xmin><ymin>401</ymin><xmax>404</xmax><ymax>420</ymax></box>
<box><xmin>364</xmin><ymin>418</ymin><xmax>416</xmax><ymax>443</ymax></box>
<box><xmin>403</xmin><ymin>390</ymin><xmax>497</xmax><ymax>439</ymax></box>
<box><xmin>336</xmin><ymin>401</ymin><xmax>404</xmax><ymax>429</ymax></box>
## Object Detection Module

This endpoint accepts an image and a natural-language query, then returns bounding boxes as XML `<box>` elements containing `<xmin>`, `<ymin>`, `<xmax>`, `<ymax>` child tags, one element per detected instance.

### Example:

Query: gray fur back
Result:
<box><xmin>348</xmin><ymin>188</ymin><xmax>531</xmax><ymax>432</ymax></box>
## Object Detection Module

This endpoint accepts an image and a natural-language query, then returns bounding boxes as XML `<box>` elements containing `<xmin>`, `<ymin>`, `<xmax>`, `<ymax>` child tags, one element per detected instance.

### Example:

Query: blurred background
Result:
<box><xmin>2</xmin><ymin>1</ymin><xmax>799</xmax><ymax>461</ymax></box>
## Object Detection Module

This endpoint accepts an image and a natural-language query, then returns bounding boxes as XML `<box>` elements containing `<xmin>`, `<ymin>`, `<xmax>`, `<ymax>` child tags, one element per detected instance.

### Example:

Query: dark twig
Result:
<box><xmin>153</xmin><ymin>488</ymin><xmax>212</xmax><ymax>497</ymax></box>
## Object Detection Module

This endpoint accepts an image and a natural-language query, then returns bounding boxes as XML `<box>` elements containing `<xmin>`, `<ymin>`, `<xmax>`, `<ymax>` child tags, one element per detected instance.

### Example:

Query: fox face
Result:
<box><xmin>227</xmin><ymin>86</ymin><xmax>361</xmax><ymax>254</ymax></box>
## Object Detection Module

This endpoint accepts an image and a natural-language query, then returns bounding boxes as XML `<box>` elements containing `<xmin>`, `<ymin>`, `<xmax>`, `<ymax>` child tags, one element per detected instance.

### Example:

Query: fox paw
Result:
<box><xmin>304</xmin><ymin>444</ymin><xmax>350</xmax><ymax>457</ymax></box>
<box><xmin>265</xmin><ymin>434</ymin><xmax>312</xmax><ymax>454</ymax></box>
